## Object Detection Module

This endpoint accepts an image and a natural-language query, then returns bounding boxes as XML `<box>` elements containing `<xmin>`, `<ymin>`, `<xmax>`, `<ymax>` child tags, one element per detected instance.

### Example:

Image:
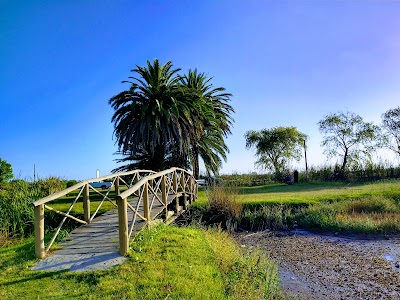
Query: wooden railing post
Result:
<box><xmin>173</xmin><ymin>171</ymin><xmax>179</xmax><ymax>212</ymax></box>
<box><xmin>115</xmin><ymin>176</ymin><xmax>120</xmax><ymax>195</ymax></box>
<box><xmin>143</xmin><ymin>181</ymin><xmax>150</xmax><ymax>221</ymax></box>
<box><xmin>180</xmin><ymin>172</ymin><xmax>187</xmax><ymax>209</ymax></box>
<box><xmin>117</xmin><ymin>197</ymin><xmax>128</xmax><ymax>256</ymax></box>
<box><xmin>34</xmin><ymin>204</ymin><xmax>45</xmax><ymax>258</ymax></box>
<box><xmin>161</xmin><ymin>175</ymin><xmax>168</xmax><ymax>221</ymax></box>
<box><xmin>189</xmin><ymin>176</ymin><xmax>194</xmax><ymax>203</ymax></box>
<box><xmin>83</xmin><ymin>184</ymin><xmax>90</xmax><ymax>223</ymax></box>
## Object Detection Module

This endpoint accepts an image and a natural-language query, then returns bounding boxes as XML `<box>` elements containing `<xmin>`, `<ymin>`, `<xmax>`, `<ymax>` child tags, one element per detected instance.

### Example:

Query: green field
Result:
<box><xmin>236</xmin><ymin>180</ymin><xmax>400</xmax><ymax>206</ymax></box>
<box><xmin>197</xmin><ymin>180</ymin><xmax>400</xmax><ymax>234</ymax></box>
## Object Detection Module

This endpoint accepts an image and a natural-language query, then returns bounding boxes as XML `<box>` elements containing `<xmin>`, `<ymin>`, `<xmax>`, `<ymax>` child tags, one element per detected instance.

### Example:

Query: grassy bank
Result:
<box><xmin>195</xmin><ymin>180</ymin><xmax>400</xmax><ymax>234</ymax></box>
<box><xmin>0</xmin><ymin>225</ymin><xmax>282</xmax><ymax>299</ymax></box>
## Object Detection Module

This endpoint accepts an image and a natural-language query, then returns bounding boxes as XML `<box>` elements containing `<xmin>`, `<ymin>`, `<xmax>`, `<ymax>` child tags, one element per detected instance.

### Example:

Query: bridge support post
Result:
<box><xmin>83</xmin><ymin>184</ymin><xmax>90</xmax><ymax>223</ymax></box>
<box><xmin>173</xmin><ymin>171</ymin><xmax>179</xmax><ymax>212</ymax></box>
<box><xmin>117</xmin><ymin>197</ymin><xmax>128</xmax><ymax>256</ymax></box>
<box><xmin>34</xmin><ymin>204</ymin><xmax>45</xmax><ymax>258</ymax></box>
<box><xmin>115</xmin><ymin>176</ymin><xmax>120</xmax><ymax>195</ymax></box>
<box><xmin>180</xmin><ymin>172</ymin><xmax>187</xmax><ymax>210</ymax></box>
<box><xmin>161</xmin><ymin>176</ymin><xmax>168</xmax><ymax>221</ymax></box>
<box><xmin>190</xmin><ymin>176</ymin><xmax>197</xmax><ymax>203</ymax></box>
<box><xmin>143</xmin><ymin>182</ymin><xmax>150</xmax><ymax>221</ymax></box>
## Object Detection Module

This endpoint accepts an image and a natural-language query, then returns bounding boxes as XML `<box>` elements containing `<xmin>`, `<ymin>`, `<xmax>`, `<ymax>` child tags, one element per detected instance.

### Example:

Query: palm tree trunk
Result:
<box><xmin>152</xmin><ymin>145</ymin><xmax>165</xmax><ymax>171</ymax></box>
<box><xmin>192</xmin><ymin>145</ymin><xmax>200</xmax><ymax>179</ymax></box>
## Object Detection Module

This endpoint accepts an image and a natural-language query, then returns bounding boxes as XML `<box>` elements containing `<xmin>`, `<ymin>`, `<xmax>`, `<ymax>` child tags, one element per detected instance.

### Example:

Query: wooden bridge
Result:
<box><xmin>32</xmin><ymin>168</ymin><xmax>198</xmax><ymax>264</ymax></box>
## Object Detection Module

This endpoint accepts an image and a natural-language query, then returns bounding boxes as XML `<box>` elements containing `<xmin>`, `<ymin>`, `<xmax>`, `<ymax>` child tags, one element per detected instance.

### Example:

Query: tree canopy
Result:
<box><xmin>109</xmin><ymin>59</ymin><xmax>233</xmax><ymax>177</ymax></box>
<box><xmin>318</xmin><ymin>111</ymin><xmax>383</xmax><ymax>177</ymax></box>
<box><xmin>245</xmin><ymin>126</ymin><xmax>306</xmax><ymax>178</ymax></box>
<box><xmin>382</xmin><ymin>107</ymin><xmax>400</xmax><ymax>157</ymax></box>
<box><xmin>179</xmin><ymin>69</ymin><xmax>233</xmax><ymax>178</ymax></box>
<box><xmin>0</xmin><ymin>158</ymin><xmax>13</xmax><ymax>183</ymax></box>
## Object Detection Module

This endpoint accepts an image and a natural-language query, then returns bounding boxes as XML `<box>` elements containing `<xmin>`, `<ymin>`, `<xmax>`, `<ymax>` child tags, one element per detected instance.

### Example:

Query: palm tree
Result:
<box><xmin>179</xmin><ymin>69</ymin><xmax>234</xmax><ymax>178</ymax></box>
<box><xmin>109</xmin><ymin>59</ymin><xmax>194</xmax><ymax>171</ymax></box>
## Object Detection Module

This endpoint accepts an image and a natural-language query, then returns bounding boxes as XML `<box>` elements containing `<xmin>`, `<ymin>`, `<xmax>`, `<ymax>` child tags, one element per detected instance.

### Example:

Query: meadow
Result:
<box><xmin>197</xmin><ymin>179</ymin><xmax>400</xmax><ymax>234</ymax></box>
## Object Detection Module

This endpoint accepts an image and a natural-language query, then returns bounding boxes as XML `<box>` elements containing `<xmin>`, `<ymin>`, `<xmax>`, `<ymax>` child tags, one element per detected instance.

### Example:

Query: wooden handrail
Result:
<box><xmin>33</xmin><ymin>169</ymin><xmax>156</xmax><ymax>206</ymax></box>
<box><xmin>117</xmin><ymin>167</ymin><xmax>194</xmax><ymax>200</ymax></box>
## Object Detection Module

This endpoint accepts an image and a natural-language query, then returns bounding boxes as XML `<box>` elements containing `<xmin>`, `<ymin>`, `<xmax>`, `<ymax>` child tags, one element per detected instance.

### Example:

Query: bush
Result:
<box><xmin>34</xmin><ymin>177</ymin><xmax>66</xmax><ymax>196</ymax></box>
<box><xmin>66</xmin><ymin>179</ymin><xmax>79</xmax><ymax>188</ymax></box>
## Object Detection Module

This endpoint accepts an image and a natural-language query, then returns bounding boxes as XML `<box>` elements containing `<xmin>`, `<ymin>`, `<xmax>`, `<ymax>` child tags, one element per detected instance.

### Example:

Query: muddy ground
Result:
<box><xmin>237</xmin><ymin>230</ymin><xmax>400</xmax><ymax>300</ymax></box>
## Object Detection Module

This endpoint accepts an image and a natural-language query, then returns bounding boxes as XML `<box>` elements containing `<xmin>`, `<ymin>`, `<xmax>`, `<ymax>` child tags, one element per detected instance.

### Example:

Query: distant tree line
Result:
<box><xmin>245</xmin><ymin>108</ymin><xmax>400</xmax><ymax>181</ymax></box>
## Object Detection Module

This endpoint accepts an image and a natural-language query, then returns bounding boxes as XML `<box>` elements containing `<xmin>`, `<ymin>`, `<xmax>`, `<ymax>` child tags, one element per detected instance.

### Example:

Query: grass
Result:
<box><xmin>298</xmin><ymin>195</ymin><xmax>400</xmax><ymax>233</ymax></box>
<box><xmin>0</xmin><ymin>225</ymin><xmax>282</xmax><ymax>300</ymax></box>
<box><xmin>195</xmin><ymin>180</ymin><xmax>400</xmax><ymax>234</ymax></box>
<box><xmin>236</xmin><ymin>180</ymin><xmax>400</xmax><ymax>206</ymax></box>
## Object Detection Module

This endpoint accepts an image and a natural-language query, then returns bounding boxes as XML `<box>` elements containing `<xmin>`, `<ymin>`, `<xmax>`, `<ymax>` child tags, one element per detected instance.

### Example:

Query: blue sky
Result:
<box><xmin>1</xmin><ymin>1</ymin><xmax>400</xmax><ymax>180</ymax></box>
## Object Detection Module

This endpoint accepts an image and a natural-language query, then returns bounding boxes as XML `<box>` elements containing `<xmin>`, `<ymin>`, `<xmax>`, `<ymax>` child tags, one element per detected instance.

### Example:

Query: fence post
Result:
<box><xmin>117</xmin><ymin>197</ymin><xmax>128</xmax><ymax>256</ymax></box>
<box><xmin>173</xmin><ymin>171</ymin><xmax>179</xmax><ymax>212</ymax></box>
<box><xmin>83</xmin><ymin>184</ymin><xmax>90</xmax><ymax>223</ymax></box>
<box><xmin>34</xmin><ymin>204</ymin><xmax>45</xmax><ymax>258</ymax></box>
<box><xmin>189</xmin><ymin>176</ymin><xmax>194</xmax><ymax>203</ymax></box>
<box><xmin>143</xmin><ymin>181</ymin><xmax>150</xmax><ymax>221</ymax></box>
<box><xmin>180</xmin><ymin>172</ymin><xmax>187</xmax><ymax>209</ymax></box>
<box><xmin>115</xmin><ymin>176</ymin><xmax>120</xmax><ymax>195</ymax></box>
<box><xmin>161</xmin><ymin>175</ymin><xmax>168</xmax><ymax>221</ymax></box>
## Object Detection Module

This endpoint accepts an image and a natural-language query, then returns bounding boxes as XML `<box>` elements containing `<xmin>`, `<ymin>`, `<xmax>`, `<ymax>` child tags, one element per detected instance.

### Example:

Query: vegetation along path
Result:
<box><xmin>238</xmin><ymin>230</ymin><xmax>400</xmax><ymax>299</ymax></box>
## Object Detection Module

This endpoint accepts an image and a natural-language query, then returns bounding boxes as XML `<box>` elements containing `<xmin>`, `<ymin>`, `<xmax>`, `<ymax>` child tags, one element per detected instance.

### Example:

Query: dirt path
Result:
<box><xmin>237</xmin><ymin>230</ymin><xmax>400</xmax><ymax>299</ymax></box>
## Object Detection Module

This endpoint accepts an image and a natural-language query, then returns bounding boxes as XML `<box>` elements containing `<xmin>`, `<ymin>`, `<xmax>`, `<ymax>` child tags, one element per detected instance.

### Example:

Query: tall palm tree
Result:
<box><xmin>180</xmin><ymin>69</ymin><xmax>234</xmax><ymax>178</ymax></box>
<box><xmin>109</xmin><ymin>59</ymin><xmax>194</xmax><ymax>171</ymax></box>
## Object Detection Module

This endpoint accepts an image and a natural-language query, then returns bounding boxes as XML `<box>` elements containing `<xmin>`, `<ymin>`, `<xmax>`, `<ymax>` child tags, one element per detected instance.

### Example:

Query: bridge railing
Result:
<box><xmin>116</xmin><ymin>167</ymin><xmax>198</xmax><ymax>255</ymax></box>
<box><xmin>32</xmin><ymin>170</ymin><xmax>156</xmax><ymax>258</ymax></box>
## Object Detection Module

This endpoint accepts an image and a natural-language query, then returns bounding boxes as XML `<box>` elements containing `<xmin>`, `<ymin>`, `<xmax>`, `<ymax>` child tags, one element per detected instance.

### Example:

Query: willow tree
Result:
<box><xmin>179</xmin><ymin>69</ymin><xmax>234</xmax><ymax>178</ymax></box>
<box><xmin>109</xmin><ymin>59</ymin><xmax>193</xmax><ymax>171</ymax></box>
<box><xmin>382</xmin><ymin>107</ymin><xmax>400</xmax><ymax>157</ymax></box>
<box><xmin>318</xmin><ymin>111</ymin><xmax>383</xmax><ymax>177</ymax></box>
<box><xmin>245</xmin><ymin>127</ymin><xmax>306</xmax><ymax>179</ymax></box>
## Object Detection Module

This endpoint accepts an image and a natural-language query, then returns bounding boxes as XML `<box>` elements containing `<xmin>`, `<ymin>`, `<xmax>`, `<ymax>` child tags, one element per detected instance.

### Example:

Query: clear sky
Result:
<box><xmin>1</xmin><ymin>1</ymin><xmax>400</xmax><ymax>180</ymax></box>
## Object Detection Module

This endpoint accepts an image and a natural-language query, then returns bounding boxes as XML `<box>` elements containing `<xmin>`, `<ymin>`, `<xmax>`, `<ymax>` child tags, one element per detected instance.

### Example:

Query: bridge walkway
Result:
<box><xmin>32</xmin><ymin>168</ymin><xmax>197</xmax><ymax>272</ymax></box>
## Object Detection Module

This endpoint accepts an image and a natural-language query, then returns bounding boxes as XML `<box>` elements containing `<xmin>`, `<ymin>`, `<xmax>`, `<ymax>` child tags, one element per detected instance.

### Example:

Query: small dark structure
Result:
<box><xmin>294</xmin><ymin>170</ymin><xmax>299</xmax><ymax>184</ymax></box>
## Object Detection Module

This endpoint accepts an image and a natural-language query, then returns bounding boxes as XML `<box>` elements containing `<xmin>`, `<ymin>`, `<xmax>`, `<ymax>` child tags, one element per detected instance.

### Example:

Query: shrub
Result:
<box><xmin>66</xmin><ymin>179</ymin><xmax>79</xmax><ymax>188</ymax></box>
<box><xmin>34</xmin><ymin>177</ymin><xmax>66</xmax><ymax>196</ymax></box>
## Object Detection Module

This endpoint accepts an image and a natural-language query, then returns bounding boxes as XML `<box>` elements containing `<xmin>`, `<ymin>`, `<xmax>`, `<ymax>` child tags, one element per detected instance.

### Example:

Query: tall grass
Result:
<box><xmin>0</xmin><ymin>177</ymin><xmax>66</xmax><ymax>238</ymax></box>
<box><xmin>298</xmin><ymin>196</ymin><xmax>400</xmax><ymax>234</ymax></box>
<box><xmin>220</xmin><ymin>173</ymin><xmax>274</xmax><ymax>186</ymax></box>
<box><xmin>201</xmin><ymin>185</ymin><xmax>243</xmax><ymax>231</ymax></box>
<box><xmin>203</xmin><ymin>227</ymin><xmax>283</xmax><ymax>299</ymax></box>
<box><xmin>240</xmin><ymin>205</ymin><xmax>295</xmax><ymax>231</ymax></box>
